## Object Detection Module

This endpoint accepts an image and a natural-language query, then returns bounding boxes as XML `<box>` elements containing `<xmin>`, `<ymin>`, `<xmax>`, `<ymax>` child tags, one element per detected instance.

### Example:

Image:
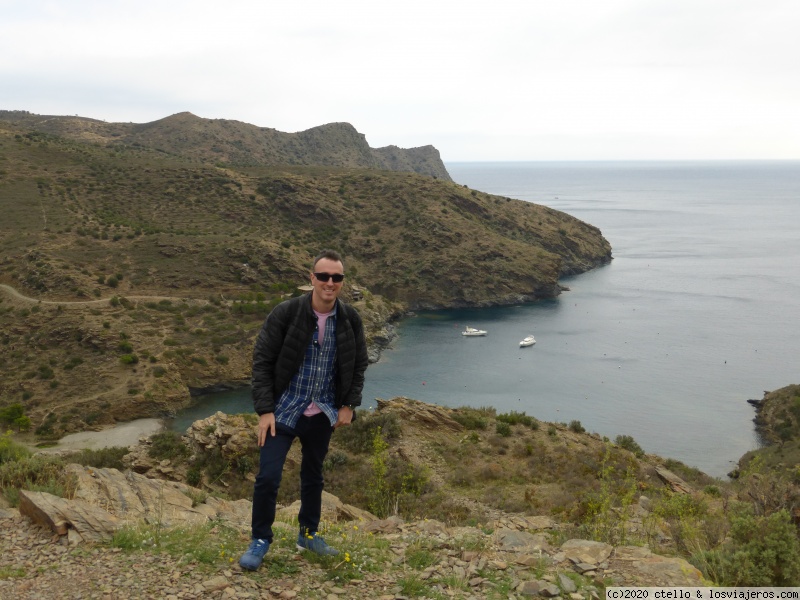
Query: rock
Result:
<box><xmin>561</xmin><ymin>539</ymin><xmax>613</xmax><ymax>564</ymax></box>
<box><xmin>572</xmin><ymin>562</ymin><xmax>597</xmax><ymax>574</ymax></box>
<box><xmin>277</xmin><ymin>490</ymin><xmax>377</xmax><ymax>524</ymax></box>
<box><xmin>17</xmin><ymin>465</ymin><xmax>253</xmax><ymax>544</ymax></box>
<box><xmin>0</xmin><ymin>508</ymin><xmax>17</xmax><ymax>519</ymax></box>
<box><xmin>613</xmin><ymin>546</ymin><xmax>652</xmax><ymax>560</ymax></box>
<box><xmin>496</xmin><ymin>529</ymin><xmax>551</xmax><ymax>552</ymax></box>
<box><xmin>413</xmin><ymin>518</ymin><xmax>449</xmax><ymax>536</ymax></box>
<box><xmin>17</xmin><ymin>489</ymin><xmax>121</xmax><ymax>543</ymax></box>
<box><xmin>515</xmin><ymin>555</ymin><xmax>550</xmax><ymax>567</ymax></box>
<box><xmin>518</xmin><ymin>580</ymin><xmax>542</xmax><ymax>596</ymax></box>
<box><xmin>654</xmin><ymin>466</ymin><xmax>694</xmax><ymax>495</ymax></box>
<box><xmin>611</xmin><ymin>546</ymin><xmax>707</xmax><ymax>586</ymax></box>
<box><xmin>375</xmin><ymin>397</ymin><xmax>464</xmax><ymax>433</ymax></box>
<box><xmin>363</xmin><ymin>515</ymin><xmax>404</xmax><ymax>533</ymax></box>
<box><xmin>524</xmin><ymin>515</ymin><xmax>557</xmax><ymax>530</ymax></box>
<box><xmin>202</xmin><ymin>575</ymin><xmax>230</xmax><ymax>591</ymax></box>
<box><xmin>67</xmin><ymin>464</ymin><xmax>251</xmax><ymax>528</ymax></box>
<box><xmin>540</xmin><ymin>583</ymin><xmax>562</xmax><ymax>597</ymax></box>
<box><xmin>559</xmin><ymin>573</ymin><xmax>578</xmax><ymax>593</ymax></box>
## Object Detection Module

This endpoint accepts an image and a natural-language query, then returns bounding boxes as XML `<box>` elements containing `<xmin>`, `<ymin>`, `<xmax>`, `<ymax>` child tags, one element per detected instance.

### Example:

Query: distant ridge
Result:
<box><xmin>0</xmin><ymin>110</ymin><xmax>452</xmax><ymax>180</ymax></box>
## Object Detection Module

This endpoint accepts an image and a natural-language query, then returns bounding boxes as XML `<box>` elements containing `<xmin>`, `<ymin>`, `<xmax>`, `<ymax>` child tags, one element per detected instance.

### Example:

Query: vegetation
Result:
<box><xmin>5</xmin><ymin>111</ymin><xmax>798</xmax><ymax>588</ymax></box>
<box><xmin>3</xmin><ymin>394</ymin><xmax>800</xmax><ymax>587</ymax></box>
<box><xmin>0</xmin><ymin>111</ymin><xmax>610</xmax><ymax>437</ymax></box>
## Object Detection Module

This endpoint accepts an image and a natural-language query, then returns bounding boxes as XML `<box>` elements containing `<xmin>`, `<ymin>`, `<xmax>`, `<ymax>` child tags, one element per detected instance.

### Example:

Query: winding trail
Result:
<box><xmin>0</xmin><ymin>283</ymin><xmax>208</xmax><ymax>309</ymax></box>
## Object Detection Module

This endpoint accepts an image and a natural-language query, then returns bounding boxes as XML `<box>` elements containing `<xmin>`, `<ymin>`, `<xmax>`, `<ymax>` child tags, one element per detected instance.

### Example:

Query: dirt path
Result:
<box><xmin>0</xmin><ymin>283</ymin><xmax>209</xmax><ymax>309</ymax></box>
<box><xmin>0</xmin><ymin>283</ymin><xmax>112</xmax><ymax>308</ymax></box>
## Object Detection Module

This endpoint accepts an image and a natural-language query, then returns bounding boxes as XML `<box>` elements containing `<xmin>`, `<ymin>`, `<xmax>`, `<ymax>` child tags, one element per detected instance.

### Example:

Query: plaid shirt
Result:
<box><xmin>274</xmin><ymin>310</ymin><xmax>338</xmax><ymax>428</ymax></box>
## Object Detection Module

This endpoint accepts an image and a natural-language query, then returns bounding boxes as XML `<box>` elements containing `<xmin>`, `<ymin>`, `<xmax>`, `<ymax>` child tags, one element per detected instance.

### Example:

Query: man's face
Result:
<box><xmin>310</xmin><ymin>257</ymin><xmax>344</xmax><ymax>305</ymax></box>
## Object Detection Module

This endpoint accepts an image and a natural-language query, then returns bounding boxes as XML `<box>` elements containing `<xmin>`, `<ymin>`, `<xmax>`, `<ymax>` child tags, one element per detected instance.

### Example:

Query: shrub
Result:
<box><xmin>334</xmin><ymin>412</ymin><xmax>400</xmax><ymax>454</ymax></box>
<box><xmin>65</xmin><ymin>446</ymin><xmax>128</xmax><ymax>470</ymax></box>
<box><xmin>147</xmin><ymin>431</ymin><xmax>190</xmax><ymax>462</ymax></box>
<box><xmin>37</xmin><ymin>364</ymin><xmax>54</xmax><ymax>380</ymax></box>
<box><xmin>451</xmin><ymin>409</ymin><xmax>488</xmax><ymax>431</ymax></box>
<box><xmin>693</xmin><ymin>506</ymin><xmax>800</xmax><ymax>586</ymax></box>
<box><xmin>497</xmin><ymin>411</ymin><xmax>539</xmax><ymax>429</ymax></box>
<box><xmin>496</xmin><ymin>421</ymin><xmax>512</xmax><ymax>437</ymax></box>
<box><xmin>568</xmin><ymin>420</ymin><xmax>585</xmax><ymax>433</ymax></box>
<box><xmin>186</xmin><ymin>467</ymin><xmax>202</xmax><ymax>487</ymax></box>
<box><xmin>119</xmin><ymin>354</ymin><xmax>139</xmax><ymax>365</ymax></box>
<box><xmin>615</xmin><ymin>434</ymin><xmax>644</xmax><ymax>457</ymax></box>
<box><xmin>0</xmin><ymin>433</ymin><xmax>31</xmax><ymax>464</ymax></box>
<box><xmin>0</xmin><ymin>453</ymin><xmax>69</xmax><ymax>506</ymax></box>
<box><xmin>0</xmin><ymin>404</ymin><xmax>26</xmax><ymax>429</ymax></box>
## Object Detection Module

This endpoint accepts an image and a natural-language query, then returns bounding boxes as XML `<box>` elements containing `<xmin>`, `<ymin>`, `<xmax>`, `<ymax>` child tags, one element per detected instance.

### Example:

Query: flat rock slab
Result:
<box><xmin>18</xmin><ymin>489</ymin><xmax>121</xmax><ymax>543</ymax></box>
<box><xmin>561</xmin><ymin>538</ymin><xmax>613</xmax><ymax>564</ymax></box>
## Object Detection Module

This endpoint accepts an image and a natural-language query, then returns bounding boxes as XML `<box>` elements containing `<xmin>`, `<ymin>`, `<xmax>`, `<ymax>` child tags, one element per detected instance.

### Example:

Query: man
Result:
<box><xmin>239</xmin><ymin>249</ymin><xmax>369</xmax><ymax>571</ymax></box>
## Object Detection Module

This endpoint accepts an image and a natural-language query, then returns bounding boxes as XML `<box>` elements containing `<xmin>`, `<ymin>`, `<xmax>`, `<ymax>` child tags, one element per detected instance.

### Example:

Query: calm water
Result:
<box><xmin>172</xmin><ymin>161</ymin><xmax>800</xmax><ymax>478</ymax></box>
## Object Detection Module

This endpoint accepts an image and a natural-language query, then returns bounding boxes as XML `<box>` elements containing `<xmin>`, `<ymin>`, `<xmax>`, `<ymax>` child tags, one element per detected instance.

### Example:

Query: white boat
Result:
<box><xmin>519</xmin><ymin>335</ymin><xmax>536</xmax><ymax>347</ymax></box>
<box><xmin>462</xmin><ymin>326</ymin><xmax>487</xmax><ymax>337</ymax></box>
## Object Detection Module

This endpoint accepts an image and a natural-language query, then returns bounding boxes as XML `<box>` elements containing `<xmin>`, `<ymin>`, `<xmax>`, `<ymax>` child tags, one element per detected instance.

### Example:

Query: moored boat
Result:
<box><xmin>462</xmin><ymin>326</ymin><xmax>487</xmax><ymax>337</ymax></box>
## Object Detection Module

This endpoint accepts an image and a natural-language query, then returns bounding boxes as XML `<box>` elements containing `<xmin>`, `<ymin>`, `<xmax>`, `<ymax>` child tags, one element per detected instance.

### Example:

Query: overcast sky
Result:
<box><xmin>2</xmin><ymin>0</ymin><xmax>798</xmax><ymax>161</ymax></box>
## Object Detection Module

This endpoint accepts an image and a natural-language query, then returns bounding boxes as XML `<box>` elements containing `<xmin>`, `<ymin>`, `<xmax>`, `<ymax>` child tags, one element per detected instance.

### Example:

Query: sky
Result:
<box><xmin>2</xmin><ymin>0</ymin><xmax>799</xmax><ymax>161</ymax></box>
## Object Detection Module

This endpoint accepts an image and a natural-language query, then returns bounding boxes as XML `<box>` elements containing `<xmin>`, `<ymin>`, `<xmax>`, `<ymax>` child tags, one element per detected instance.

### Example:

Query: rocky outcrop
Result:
<box><xmin>17</xmin><ymin>489</ymin><xmax>121</xmax><ymax>544</ymax></box>
<box><xmin>375</xmin><ymin>397</ymin><xmax>465</xmax><ymax>433</ymax></box>
<box><xmin>654</xmin><ymin>466</ymin><xmax>694</xmax><ymax>495</ymax></box>
<box><xmin>18</xmin><ymin>463</ymin><xmax>377</xmax><ymax>546</ymax></box>
<box><xmin>123</xmin><ymin>411</ymin><xmax>256</xmax><ymax>482</ymax></box>
<box><xmin>373</xmin><ymin>143</ymin><xmax>451</xmax><ymax>180</ymax></box>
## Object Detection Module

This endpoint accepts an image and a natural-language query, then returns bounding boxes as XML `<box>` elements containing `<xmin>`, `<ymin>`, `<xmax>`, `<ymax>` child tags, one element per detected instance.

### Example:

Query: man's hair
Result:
<box><xmin>312</xmin><ymin>249</ymin><xmax>343</xmax><ymax>269</ymax></box>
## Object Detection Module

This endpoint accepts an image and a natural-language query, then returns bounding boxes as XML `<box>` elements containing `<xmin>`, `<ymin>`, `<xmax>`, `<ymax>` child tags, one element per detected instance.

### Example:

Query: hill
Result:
<box><xmin>0</xmin><ymin>112</ymin><xmax>611</xmax><ymax>435</ymax></box>
<box><xmin>0</xmin><ymin>110</ymin><xmax>452</xmax><ymax>180</ymax></box>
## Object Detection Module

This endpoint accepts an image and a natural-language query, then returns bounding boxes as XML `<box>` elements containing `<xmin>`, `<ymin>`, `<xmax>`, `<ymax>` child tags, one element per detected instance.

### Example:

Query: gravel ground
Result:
<box><xmin>0</xmin><ymin>513</ymin><xmax>428</xmax><ymax>600</ymax></box>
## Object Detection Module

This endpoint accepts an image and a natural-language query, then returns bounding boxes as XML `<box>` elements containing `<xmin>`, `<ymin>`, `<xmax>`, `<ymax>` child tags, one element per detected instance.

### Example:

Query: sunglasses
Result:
<box><xmin>313</xmin><ymin>272</ymin><xmax>345</xmax><ymax>283</ymax></box>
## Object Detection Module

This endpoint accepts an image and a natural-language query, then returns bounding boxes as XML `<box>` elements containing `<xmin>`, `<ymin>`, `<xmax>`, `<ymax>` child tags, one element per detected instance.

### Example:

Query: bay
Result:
<box><xmin>171</xmin><ymin>161</ymin><xmax>800</xmax><ymax>478</ymax></box>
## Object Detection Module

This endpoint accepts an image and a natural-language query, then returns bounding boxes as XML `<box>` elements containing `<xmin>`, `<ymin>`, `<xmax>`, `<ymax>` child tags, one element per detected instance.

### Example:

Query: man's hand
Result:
<box><xmin>335</xmin><ymin>406</ymin><xmax>353</xmax><ymax>429</ymax></box>
<box><xmin>258</xmin><ymin>412</ymin><xmax>276</xmax><ymax>446</ymax></box>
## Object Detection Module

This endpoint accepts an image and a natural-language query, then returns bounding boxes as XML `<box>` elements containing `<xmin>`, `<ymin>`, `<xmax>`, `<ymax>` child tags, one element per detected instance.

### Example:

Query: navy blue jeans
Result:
<box><xmin>251</xmin><ymin>413</ymin><xmax>334</xmax><ymax>542</ymax></box>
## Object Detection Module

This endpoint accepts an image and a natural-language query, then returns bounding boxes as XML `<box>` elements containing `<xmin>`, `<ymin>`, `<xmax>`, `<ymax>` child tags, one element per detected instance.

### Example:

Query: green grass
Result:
<box><xmin>111</xmin><ymin>520</ymin><xmax>242</xmax><ymax>566</ymax></box>
<box><xmin>0</xmin><ymin>566</ymin><xmax>26</xmax><ymax>580</ymax></box>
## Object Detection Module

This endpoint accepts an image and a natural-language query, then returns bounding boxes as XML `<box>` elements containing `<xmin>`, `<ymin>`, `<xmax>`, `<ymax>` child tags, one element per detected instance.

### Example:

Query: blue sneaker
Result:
<box><xmin>239</xmin><ymin>538</ymin><xmax>270</xmax><ymax>570</ymax></box>
<box><xmin>296</xmin><ymin>529</ymin><xmax>339</xmax><ymax>556</ymax></box>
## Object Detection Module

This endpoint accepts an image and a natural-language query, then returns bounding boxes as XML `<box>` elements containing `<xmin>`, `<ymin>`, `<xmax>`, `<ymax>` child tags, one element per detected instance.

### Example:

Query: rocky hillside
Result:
<box><xmin>0</xmin><ymin>112</ymin><xmax>611</xmax><ymax>434</ymax></box>
<box><xmin>0</xmin><ymin>397</ymin><xmax>722</xmax><ymax>599</ymax></box>
<box><xmin>0</xmin><ymin>110</ymin><xmax>452</xmax><ymax>180</ymax></box>
<box><xmin>737</xmin><ymin>384</ymin><xmax>800</xmax><ymax>477</ymax></box>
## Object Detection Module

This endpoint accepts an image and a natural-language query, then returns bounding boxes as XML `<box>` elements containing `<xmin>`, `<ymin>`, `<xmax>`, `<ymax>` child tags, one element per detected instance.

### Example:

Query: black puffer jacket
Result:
<box><xmin>251</xmin><ymin>293</ymin><xmax>368</xmax><ymax>416</ymax></box>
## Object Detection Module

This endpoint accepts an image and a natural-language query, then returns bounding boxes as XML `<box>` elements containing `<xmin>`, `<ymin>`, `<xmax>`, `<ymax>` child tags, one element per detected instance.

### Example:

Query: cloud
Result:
<box><xmin>1</xmin><ymin>0</ymin><xmax>798</xmax><ymax>160</ymax></box>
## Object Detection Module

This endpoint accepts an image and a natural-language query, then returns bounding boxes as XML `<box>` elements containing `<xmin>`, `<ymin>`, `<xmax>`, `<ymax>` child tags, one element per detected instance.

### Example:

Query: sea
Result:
<box><xmin>170</xmin><ymin>161</ymin><xmax>800</xmax><ymax>478</ymax></box>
